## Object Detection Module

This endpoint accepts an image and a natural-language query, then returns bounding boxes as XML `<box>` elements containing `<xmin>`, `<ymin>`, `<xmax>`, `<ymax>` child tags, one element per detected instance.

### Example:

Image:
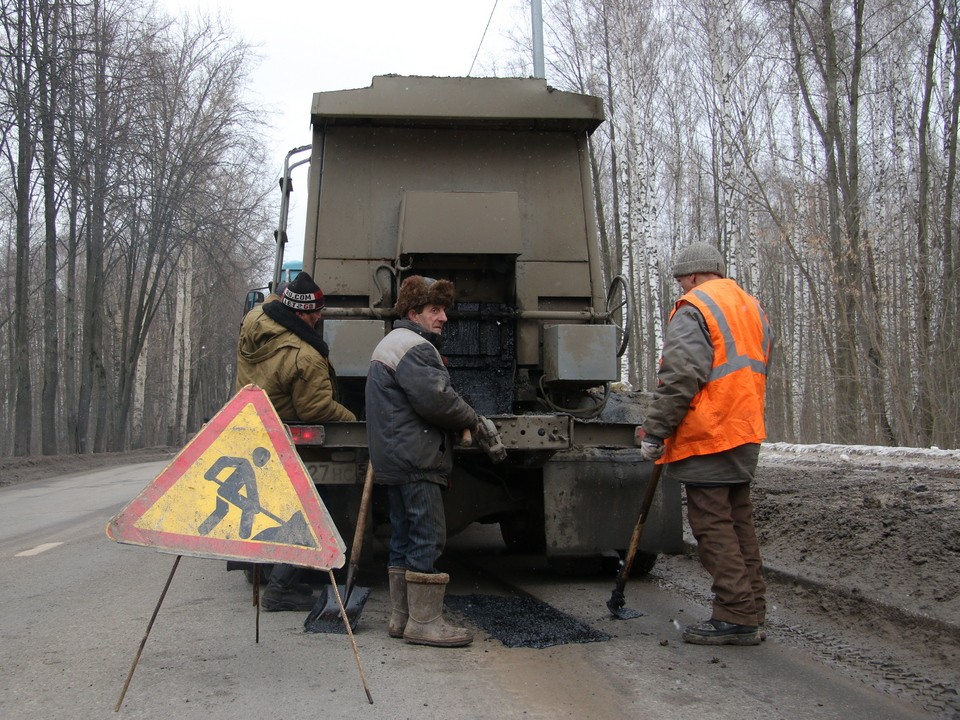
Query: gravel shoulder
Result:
<box><xmin>0</xmin><ymin>448</ymin><xmax>177</xmax><ymax>488</ymax></box>
<box><xmin>696</xmin><ymin>443</ymin><xmax>960</xmax><ymax>717</ymax></box>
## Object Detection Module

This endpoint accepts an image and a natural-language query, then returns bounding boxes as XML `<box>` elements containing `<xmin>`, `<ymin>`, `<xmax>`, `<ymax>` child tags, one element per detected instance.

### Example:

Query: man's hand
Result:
<box><xmin>639</xmin><ymin>435</ymin><xmax>664</xmax><ymax>461</ymax></box>
<box><xmin>475</xmin><ymin>416</ymin><xmax>507</xmax><ymax>463</ymax></box>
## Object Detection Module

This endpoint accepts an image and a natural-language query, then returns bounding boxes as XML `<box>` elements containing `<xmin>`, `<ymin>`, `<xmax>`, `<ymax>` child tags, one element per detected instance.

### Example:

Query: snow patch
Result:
<box><xmin>764</xmin><ymin>441</ymin><xmax>960</xmax><ymax>460</ymax></box>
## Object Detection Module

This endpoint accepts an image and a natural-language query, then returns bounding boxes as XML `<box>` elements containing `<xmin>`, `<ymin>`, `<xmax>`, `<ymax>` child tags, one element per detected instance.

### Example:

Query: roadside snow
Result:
<box><xmin>765</xmin><ymin>441</ymin><xmax>960</xmax><ymax>459</ymax></box>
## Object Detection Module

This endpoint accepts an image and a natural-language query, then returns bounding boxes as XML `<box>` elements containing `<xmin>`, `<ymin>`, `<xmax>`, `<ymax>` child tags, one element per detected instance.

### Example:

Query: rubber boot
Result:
<box><xmin>388</xmin><ymin>566</ymin><xmax>409</xmax><ymax>638</ymax></box>
<box><xmin>403</xmin><ymin>571</ymin><xmax>473</xmax><ymax>647</ymax></box>
<box><xmin>261</xmin><ymin>563</ymin><xmax>316</xmax><ymax>611</ymax></box>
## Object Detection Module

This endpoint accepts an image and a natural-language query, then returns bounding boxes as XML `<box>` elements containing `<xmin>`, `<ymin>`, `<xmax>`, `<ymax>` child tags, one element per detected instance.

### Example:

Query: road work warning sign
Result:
<box><xmin>106</xmin><ymin>385</ymin><xmax>346</xmax><ymax>570</ymax></box>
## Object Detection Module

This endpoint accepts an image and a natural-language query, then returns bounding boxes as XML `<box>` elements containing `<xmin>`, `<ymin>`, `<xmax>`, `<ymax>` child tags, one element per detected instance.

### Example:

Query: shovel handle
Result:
<box><xmin>615</xmin><ymin>462</ymin><xmax>664</xmax><ymax>589</ymax></box>
<box><xmin>345</xmin><ymin>462</ymin><xmax>375</xmax><ymax>596</ymax></box>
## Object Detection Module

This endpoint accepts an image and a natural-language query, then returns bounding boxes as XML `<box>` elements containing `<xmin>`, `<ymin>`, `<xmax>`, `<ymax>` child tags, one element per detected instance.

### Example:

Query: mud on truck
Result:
<box><xmin>271</xmin><ymin>75</ymin><xmax>682</xmax><ymax>575</ymax></box>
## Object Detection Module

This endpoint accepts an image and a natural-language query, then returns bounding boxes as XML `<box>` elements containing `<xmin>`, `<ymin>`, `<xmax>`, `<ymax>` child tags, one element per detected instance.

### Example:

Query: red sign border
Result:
<box><xmin>106</xmin><ymin>385</ymin><xmax>346</xmax><ymax>570</ymax></box>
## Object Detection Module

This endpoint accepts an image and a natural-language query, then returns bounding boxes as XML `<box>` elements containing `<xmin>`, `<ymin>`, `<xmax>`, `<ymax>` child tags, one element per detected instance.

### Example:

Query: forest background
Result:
<box><xmin>2</xmin><ymin>0</ymin><xmax>958</xmax><ymax>457</ymax></box>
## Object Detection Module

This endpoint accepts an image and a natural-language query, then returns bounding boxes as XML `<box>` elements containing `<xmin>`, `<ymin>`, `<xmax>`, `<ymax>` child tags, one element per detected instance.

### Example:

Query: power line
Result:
<box><xmin>468</xmin><ymin>0</ymin><xmax>500</xmax><ymax>77</ymax></box>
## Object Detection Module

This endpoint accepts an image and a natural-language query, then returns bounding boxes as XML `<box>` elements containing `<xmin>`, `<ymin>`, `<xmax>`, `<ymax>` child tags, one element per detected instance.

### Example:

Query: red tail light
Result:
<box><xmin>288</xmin><ymin>425</ymin><xmax>324</xmax><ymax>445</ymax></box>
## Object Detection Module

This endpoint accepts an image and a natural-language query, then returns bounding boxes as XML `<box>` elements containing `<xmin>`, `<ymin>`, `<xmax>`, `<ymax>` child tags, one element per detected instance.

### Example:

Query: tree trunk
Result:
<box><xmin>77</xmin><ymin>0</ymin><xmax>108</xmax><ymax>454</ymax></box>
<box><xmin>37</xmin><ymin>0</ymin><xmax>62</xmax><ymax>455</ymax></box>
<box><xmin>177</xmin><ymin>244</ymin><xmax>194</xmax><ymax>440</ymax></box>
<box><xmin>12</xmin><ymin>0</ymin><xmax>36</xmax><ymax>456</ymax></box>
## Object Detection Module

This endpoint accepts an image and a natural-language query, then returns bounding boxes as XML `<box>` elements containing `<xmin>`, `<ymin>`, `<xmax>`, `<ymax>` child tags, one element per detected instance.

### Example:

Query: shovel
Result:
<box><xmin>606</xmin><ymin>462</ymin><xmax>664</xmax><ymax>619</ymax></box>
<box><xmin>305</xmin><ymin>461</ymin><xmax>375</xmax><ymax>633</ymax></box>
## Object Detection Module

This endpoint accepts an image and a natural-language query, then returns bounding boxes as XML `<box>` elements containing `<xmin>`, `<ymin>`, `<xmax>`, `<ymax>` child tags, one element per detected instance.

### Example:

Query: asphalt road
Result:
<box><xmin>0</xmin><ymin>462</ymin><xmax>937</xmax><ymax>720</ymax></box>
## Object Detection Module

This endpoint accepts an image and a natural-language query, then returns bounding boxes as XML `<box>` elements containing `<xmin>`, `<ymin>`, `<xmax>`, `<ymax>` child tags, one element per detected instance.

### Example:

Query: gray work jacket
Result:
<box><xmin>365</xmin><ymin>320</ymin><xmax>478</xmax><ymax>486</ymax></box>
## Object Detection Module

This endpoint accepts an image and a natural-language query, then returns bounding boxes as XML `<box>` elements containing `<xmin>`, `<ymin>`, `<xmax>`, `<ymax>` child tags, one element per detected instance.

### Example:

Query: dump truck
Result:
<box><xmin>275</xmin><ymin>75</ymin><xmax>682</xmax><ymax>574</ymax></box>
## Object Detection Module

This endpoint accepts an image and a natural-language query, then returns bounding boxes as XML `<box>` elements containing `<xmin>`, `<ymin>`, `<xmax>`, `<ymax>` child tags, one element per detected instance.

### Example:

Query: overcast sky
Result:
<box><xmin>159</xmin><ymin>0</ymin><xmax>531</xmax><ymax>266</ymax></box>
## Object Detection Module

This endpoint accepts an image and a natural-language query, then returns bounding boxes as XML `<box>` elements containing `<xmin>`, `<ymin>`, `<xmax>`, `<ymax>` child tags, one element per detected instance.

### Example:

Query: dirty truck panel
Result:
<box><xmin>283</xmin><ymin>75</ymin><xmax>681</xmax><ymax>571</ymax></box>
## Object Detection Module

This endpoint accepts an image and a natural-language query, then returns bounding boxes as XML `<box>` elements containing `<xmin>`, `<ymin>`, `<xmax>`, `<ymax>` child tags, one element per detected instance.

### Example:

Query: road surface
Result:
<box><xmin>0</xmin><ymin>461</ymin><xmax>939</xmax><ymax>719</ymax></box>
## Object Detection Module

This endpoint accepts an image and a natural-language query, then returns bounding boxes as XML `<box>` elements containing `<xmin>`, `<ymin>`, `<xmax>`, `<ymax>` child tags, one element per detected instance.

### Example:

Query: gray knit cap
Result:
<box><xmin>672</xmin><ymin>243</ymin><xmax>725</xmax><ymax>278</ymax></box>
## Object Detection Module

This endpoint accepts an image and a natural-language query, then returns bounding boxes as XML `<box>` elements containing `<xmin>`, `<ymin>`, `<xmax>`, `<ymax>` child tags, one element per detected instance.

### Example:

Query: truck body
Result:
<box><xmin>286</xmin><ymin>75</ymin><xmax>682</xmax><ymax>571</ymax></box>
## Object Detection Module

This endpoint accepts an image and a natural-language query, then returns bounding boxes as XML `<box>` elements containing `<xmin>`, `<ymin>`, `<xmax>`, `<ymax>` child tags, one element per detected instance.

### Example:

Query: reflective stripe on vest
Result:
<box><xmin>688</xmin><ymin>288</ymin><xmax>772</xmax><ymax>380</ymax></box>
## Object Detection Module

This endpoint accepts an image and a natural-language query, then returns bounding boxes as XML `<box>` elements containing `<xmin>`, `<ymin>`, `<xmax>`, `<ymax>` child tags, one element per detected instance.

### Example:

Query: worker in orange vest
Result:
<box><xmin>640</xmin><ymin>242</ymin><xmax>773</xmax><ymax>646</ymax></box>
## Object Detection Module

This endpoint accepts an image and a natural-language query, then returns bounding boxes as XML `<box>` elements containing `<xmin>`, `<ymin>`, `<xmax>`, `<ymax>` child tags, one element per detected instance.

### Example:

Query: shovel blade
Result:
<box><xmin>303</xmin><ymin>584</ymin><xmax>372</xmax><ymax>634</ymax></box>
<box><xmin>606</xmin><ymin>589</ymin><xmax>644</xmax><ymax>620</ymax></box>
<box><xmin>609</xmin><ymin>606</ymin><xmax>644</xmax><ymax>620</ymax></box>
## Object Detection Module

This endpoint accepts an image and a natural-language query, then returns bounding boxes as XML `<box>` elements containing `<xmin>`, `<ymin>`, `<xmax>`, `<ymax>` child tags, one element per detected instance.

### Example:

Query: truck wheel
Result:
<box><xmin>547</xmin><ymin>555</ymin><xmax>605</xmax><ymax>576</ymax></box>
<box><xmin>548</xmin><ymin>552</ymin><xmax>659</xmax><ymax>577</ymax></box>
<box><xmin>602</xmin><ymin>551</ymin><xmax>658</xmax><ymax>578</ymax></box>
<box><xmin>499</xmin><ymin>514</ymin><xmax>546</xmax><ymax>554</ymax></box>
<box><xmin>633</xmin><ymin>551</ymin><xmax>658</xmax><ymax>576</ymax></box>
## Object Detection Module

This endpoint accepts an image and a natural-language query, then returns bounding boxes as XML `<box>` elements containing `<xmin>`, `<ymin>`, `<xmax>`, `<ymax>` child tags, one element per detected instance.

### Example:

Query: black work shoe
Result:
<box><xmin>682</xmin><ymin>619</ymin><xmax>761</xmax><ymax>646</ymax></box>
<box><xmin>261</xmin><ymin>586</ymin><xmax>317</xmax><ymax>612</ymax></box>
<box><xmin>293</xmin><ymin>582</ymin><xmax>316</xmax><ymax>597</ymax></box>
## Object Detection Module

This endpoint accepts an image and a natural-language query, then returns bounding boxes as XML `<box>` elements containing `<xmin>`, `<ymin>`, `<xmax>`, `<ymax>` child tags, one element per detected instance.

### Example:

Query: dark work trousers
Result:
<box><xmin>684</xmin><ymin>482</ymin><xmax>766</xmax><ymax>626</ymax></box>
<box><xmin>387</xmin><ymin>481</ymin><xmax>446</xmax><ymax>573</ymax></box>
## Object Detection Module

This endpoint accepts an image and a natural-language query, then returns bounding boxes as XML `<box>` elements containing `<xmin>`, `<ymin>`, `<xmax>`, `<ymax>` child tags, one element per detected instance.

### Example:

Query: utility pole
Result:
<box><xmin>531</xmin><ymin>0</ymin><xmax>545</xmax><ymax>78</ymax></box>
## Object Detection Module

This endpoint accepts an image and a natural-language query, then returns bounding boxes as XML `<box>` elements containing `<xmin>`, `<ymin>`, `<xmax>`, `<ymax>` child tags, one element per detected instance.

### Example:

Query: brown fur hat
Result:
<box><xmin>394</xmin><ymin>275</ymin><xmax>455</xmax><ymax>317</ymax></box>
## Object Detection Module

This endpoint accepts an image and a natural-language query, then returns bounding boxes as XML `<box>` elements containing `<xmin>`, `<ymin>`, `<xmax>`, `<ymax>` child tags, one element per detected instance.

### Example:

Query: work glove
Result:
<box><xmin>475</xmin><ymin>416</ymin><xmax>507</xmax><ymax>463</ymax></box>
<box><xmin>639</xmin><ymin>434</ymin><xmax>664</xmax><ymax>461</ymax></box>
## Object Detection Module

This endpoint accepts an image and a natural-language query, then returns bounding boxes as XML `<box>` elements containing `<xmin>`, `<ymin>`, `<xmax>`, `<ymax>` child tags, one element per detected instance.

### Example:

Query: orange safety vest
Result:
<box><xmin>659</xmin><ymin>278</ymin><xmax>772</xmax><ymax>464</ymax></box>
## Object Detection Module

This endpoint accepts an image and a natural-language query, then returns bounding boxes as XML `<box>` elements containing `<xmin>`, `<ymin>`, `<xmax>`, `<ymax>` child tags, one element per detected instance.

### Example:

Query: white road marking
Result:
<box><xmin>15</xmin><ymin>542</ymin><xmax>63</xmax><ymax>557</ymax></box>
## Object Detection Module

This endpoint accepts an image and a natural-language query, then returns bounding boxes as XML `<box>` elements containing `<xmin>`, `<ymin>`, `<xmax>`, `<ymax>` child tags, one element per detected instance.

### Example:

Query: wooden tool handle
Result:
<box><xmin>351</xmin><ymin>462</ymin><xmax>375</xmax><ymax>562</ymax></box>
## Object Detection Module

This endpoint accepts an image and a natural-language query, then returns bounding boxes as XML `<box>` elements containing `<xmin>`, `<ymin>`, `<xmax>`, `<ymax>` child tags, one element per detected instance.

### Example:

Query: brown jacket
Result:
<box><xmin>236</xmin><ymin>303</ymin><xmax>355</xmax><ymax>423</ymax></box>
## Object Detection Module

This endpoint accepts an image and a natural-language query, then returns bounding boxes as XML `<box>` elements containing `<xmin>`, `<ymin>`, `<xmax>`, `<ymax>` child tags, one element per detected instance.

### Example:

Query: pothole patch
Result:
<box><xmin>445</xmin><ymin>593</ymin><xmax>611</xmax><ymax>649</ymax></box>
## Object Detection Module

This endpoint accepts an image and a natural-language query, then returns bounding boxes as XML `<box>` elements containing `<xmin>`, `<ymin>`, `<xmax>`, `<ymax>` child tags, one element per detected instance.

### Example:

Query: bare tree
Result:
<box><xmin>0</xmin><ymin>0</ymin><xmax>38</xmax><ymax>455</ymax></box>
<box><xmin>6</xmin><ymin>0</ymin><xmax>960</xmax><ymax>456</ymax></box>
<box><xmin>111</xmin><ymin>15</ymin><xmax>264</xmax><ymax>449</ymax></box>
<box><xmin>34</xmin><ymin>0</ymin><xmax>64</xmax><ymax>454</ymax></box>
<box><xmin>915</xmin><ymin>0</ymin><xmax>946</xmax><ymax>445</ymax></box>
<box><xmin>0</xmin><ymin>0</ymin><xmax>273</xmax><ymax>456</ymax></box>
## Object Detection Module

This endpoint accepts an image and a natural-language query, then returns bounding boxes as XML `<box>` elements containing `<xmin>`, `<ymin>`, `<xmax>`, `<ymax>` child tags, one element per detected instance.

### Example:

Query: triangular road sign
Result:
<box><xmin>107</xmin><ymin>385</ymin><xmax>346</xmax><ymax>570</ymax></box>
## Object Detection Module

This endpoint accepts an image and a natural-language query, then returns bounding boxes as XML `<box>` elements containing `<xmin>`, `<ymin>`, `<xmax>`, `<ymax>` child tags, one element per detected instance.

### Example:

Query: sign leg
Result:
<box><xmin>114</xmin><ymin>555</ymin><xmax>182</xmax><ymax>712</ymax></box>
<box><xmin>254</xmin><ymin>565</ymin><xmax>261</xmax><ymax>643</ymax></box>
<box><xmin>328</xmin><ymin>569</ymin><xmax>373</xmax><ymax>704</ymax></box>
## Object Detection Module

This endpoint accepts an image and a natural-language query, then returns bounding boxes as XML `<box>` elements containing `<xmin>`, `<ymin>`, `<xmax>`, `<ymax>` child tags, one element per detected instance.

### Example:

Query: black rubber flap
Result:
<box><xmin>445</xmin><ymin>593</ymin><xmax>611</xmax><ymax>649</ymax></box>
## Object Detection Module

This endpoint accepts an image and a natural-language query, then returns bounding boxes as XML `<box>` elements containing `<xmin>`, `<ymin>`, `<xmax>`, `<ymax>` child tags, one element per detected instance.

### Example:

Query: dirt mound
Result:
<box><xmin>754</xmin><ymin>443</ymin><xmax>960</xmax><ymax>629</ymax></box>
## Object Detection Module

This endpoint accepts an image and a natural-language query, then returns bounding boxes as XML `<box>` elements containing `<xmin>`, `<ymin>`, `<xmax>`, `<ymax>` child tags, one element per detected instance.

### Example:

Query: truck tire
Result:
<box><xmin>499</xmin><ymin>513</ymin><xmax>547</xmax><ymax>554</ymax></box>
<box><xmin>605</xmin><ymin>551</ymin><xmax>657</xmax><ymax>578</ymax></box>
<box><xmin>548</xmin><ymin>555</ymin><xmax>605</xmax><ymax>576</ymax></box>
<box><xmin>548</xmin><ymin>551</ymin><xmax>658</xmax><ymax>577</ymax></box>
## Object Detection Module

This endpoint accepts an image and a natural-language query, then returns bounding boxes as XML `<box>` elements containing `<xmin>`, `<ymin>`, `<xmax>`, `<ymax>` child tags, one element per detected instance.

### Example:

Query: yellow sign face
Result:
<box><xmin>106</xmin><ymin>386</ymin><xmax>346</xmax><ymax>570</ymax></box>
<box><xmin>137</xmin><ymin>403</ymin><xmax>302</xmax><ymax>540</ymax></box>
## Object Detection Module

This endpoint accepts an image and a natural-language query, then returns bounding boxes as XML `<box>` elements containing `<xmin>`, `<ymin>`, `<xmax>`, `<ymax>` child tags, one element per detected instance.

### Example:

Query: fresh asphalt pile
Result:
<box><xmin>444</xmin><ymin>593</ymin><xmax>611</xmax><ymax>649</ymax></box>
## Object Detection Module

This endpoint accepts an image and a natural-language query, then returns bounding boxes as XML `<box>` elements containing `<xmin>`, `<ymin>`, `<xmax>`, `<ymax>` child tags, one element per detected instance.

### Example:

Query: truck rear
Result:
<box><xmin>289</xmin><ymin>75</ymin><xmax>682</xmax><ymax>572</ymax></box>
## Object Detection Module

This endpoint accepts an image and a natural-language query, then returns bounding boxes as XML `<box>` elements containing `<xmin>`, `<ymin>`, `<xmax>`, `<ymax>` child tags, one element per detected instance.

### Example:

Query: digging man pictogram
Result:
<box><xmin>198</xmin><ymin>446</ymin><xmax>272</xmax><ymax>538</ymax></box>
